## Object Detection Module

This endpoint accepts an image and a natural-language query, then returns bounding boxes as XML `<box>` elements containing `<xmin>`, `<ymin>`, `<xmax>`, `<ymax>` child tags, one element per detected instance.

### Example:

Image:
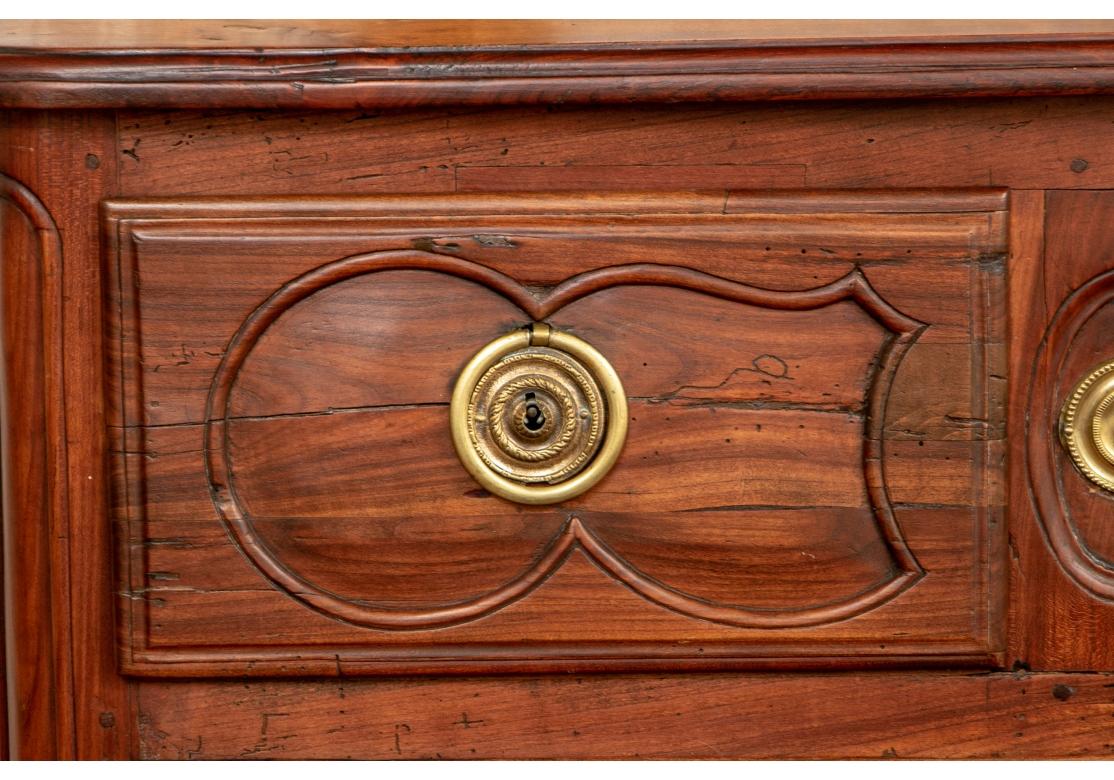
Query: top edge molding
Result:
<box><xmin>3</xmin><ymin>20</ymin><xmax>1114</xmax><ymax>108</ymax></box>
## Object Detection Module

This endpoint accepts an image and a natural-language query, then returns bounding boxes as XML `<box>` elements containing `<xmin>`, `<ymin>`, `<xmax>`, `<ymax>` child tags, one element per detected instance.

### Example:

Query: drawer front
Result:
<box><xmin>105</xmin><ymin>190</ymin><xmax>1007</xmax><ymax>674</ymax></box>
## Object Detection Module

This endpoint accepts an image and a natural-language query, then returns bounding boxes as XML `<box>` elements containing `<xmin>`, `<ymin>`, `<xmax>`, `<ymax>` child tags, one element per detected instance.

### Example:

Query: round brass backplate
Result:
<box><xmin>450</xmin><ymin>324</ymin><xmax>628</xmax><ymax>505</ymax></box>
<box><xmin>1060</xmin><ymin>360</ymin><xmax>1114</xmax><ymax>493</ymax></box>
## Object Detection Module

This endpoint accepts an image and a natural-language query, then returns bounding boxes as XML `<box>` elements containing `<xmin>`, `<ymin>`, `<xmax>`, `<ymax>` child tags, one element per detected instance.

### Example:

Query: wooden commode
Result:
<box><xmin>3</xmin><ymin>19</ymin><xmax>1114</xmax><ymax>759</ymax></box>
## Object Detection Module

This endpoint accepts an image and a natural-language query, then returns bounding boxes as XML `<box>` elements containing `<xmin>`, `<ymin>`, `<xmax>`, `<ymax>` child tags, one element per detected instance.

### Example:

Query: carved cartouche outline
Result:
<box><xmin>204</xmin><ymin>251</ymin><xmax>926</xmax><ymax>630</ymax></box>
<box><xmin>1028</xmin><ymin>269</ymin><xmax>1114</xmax><ymax>600</ymax></box>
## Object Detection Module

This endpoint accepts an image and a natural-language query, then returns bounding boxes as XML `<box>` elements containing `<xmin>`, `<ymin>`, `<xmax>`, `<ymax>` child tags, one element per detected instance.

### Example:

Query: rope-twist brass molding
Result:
<box><xmin>1060</xmin><ymin>360</ymin><xmax>1114</xmax><ymax>493</ymax></box>
<box><xmin>1094</xmin><ymin>392</ymin><xmax>1114</xmax><ymax>465</ymax></box>
<box><xmin>486</xmin><ymin>370</ymin><xmax>585</xmax><ymax>465</ymax></box>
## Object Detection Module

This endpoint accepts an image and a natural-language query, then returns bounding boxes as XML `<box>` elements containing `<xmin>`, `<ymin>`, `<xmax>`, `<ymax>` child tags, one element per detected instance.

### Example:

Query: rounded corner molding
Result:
<box><xmin>1060</xmin><ymin>360</ymin><xmax>1114</xmax><ymax>493</ymax></box>
<box><xmin>450</xmin><ymin>324</ymin><xmax>629</xmax><ymax>505</ymax></box>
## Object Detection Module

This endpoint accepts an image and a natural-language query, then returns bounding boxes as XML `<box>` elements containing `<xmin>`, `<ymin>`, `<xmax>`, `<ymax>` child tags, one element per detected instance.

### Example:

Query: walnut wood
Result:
<box><xmin>1009</xmin><ymin>190</ymin><xmax>1114</xmax><ymax>671</ymax></box>
<box><xmin>102</xmin><ymin>191</ymin><xmax>1005</xmax><ymax>675</ymax></box>
<box><xmin>51</xmin><ymin>113</ymin><xmax>131</xmax><ymax>762</ymax></box>
<box><xmin>7</xmin><ymin>20</ymin><xmax>1114</xmax><ymax>49</ymax></box>
<box><xmin>136</xmin><ymin>672</ymin><xmax>1114</xmax><ymax>759</ymax></box>
<box><xmin>0</xmin><ymin>572</ymin><xmax>5</xmax><ymax>760</ymax></box>
<box><xmin>2</xmin><ymin>19</ymin><xmax>1114</xmax><ymax>760</ymax></box>
<box><xmin>0</xmin><ymin>166</ymin><xmax>70</xmax><ymax>759</ymax></box>
<box><xmin>6</xmin><ymin>25</ymin><xmax>1114</xmax><ymax>108</ymax></box>
<box><xmin>1</xmin><ymin>111</ymin><xmax>130</xmax><ymax>760</ymax></box>
<box><xmin>103</xmin><ymin>195</ymin><xmax>1003</xmax><ymax>427</ymax></box>
<box><xmin>119</xmin><ymin>100</ymin><xmax>1114</xmax><ymax>194</ymax></box>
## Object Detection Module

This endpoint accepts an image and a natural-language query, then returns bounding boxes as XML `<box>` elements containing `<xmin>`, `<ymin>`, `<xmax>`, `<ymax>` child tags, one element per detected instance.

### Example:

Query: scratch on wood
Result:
<box><xmin>455</xmin><ymin>712</ymin><xmax>486</xmax><ymax>729</ymax></box>
<box><xmin>122</xmin><ymin>138</ymin><xmax>141</xmax><ymax>161</ymax></box>
<box><xmin>394</xmin><ymin>723</ymin><xmax>411</xmax><ymax>755</ymax></box>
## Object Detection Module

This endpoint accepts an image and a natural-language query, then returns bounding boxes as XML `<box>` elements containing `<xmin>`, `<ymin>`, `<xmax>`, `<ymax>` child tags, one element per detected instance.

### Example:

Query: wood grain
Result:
<box><xmin>1011</xmin><ymin>190</ymin><xmax>1114</xmax><ymax>670</ymax></box>
<box><xmin>47</xmin><ymin>112</ymin><xmax>132</xmax><ymax>761</ymax></box>
<box><xmin>104</xmin><ymin>194</ymin><xmax>1005</xmax><ymax>427</ymax></box>
<box><xmin>134</xmin><ymin>672</ymin><xmax>1114</xmax><ymax>759</ymax></box>
<box><xmin>228</xmin><ymin>277</ymin><xmax>882</xmax><ymax>418</ymax></box>
<box><xmin>104</xmin><ymin>191</ymin><xmax>1007</xmax><ymax>674</ymax></box>
<box><xmin>1</xmin><ymin>111</ymin><xmax>132</xmax><ymax>760</ymax></box>
<box><xmin>1053</xmin><ymin>298</ymin><xmax>1114</xmax><ymax>563</ymax></box>
<box><xmin>6</xmin><ymin>25</ymin><xmax>1114</xmax><ymax>108</ymax></box>
<box><xmin>7</xmin><ymin>20</ymin><xmax>1114</xmax><ymax>49</ymax></box>
<box><xmin>118</xmin><ymin>101</ymin><xmax>1114</xmax><ymax>194</ymax></box>
<box><xmin>5</xmin><ymin>20</ymin><xmax>1114</xmax><ymax>759</ymax></box>
<box><xmin>0</xmin><ymin>163</ymin><xmax>71</xmax><ymax>759</ymax></box>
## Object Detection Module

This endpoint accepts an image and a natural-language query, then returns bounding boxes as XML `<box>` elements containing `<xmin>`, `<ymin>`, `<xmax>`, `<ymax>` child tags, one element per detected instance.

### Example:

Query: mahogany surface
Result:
<box><xmin>2</xmin><ymin>20</ymin><xmax>1114</xmax><ymax>760</ymax></box>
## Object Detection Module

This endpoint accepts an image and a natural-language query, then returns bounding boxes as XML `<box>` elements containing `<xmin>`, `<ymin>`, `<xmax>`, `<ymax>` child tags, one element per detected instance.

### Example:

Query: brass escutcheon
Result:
<box><xmin>450</xmin><ymin>323</ymin><xmax>628</xmax><ymax>504</ymax></box>
<box><xmin>1060</xmin><ymin>360</ymin><xmax>1114</xmax><ymax>493</ymax></box>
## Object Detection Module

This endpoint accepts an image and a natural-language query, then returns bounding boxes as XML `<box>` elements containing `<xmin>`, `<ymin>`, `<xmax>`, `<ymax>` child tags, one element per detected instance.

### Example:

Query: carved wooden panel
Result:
<box><xmin>1011</xmin><ymin>190</ymin><xmax>1114</xmax><ymax>670</ymax></box>
<box><xmin>104</xmin><ymin>191</ymin><xmax>1007</xmax><ymax>675</ymax></box>
<box><xmin>1</xmin><ymin>172</ymin><xmax>70</xmax><ymax>756</ymax></box>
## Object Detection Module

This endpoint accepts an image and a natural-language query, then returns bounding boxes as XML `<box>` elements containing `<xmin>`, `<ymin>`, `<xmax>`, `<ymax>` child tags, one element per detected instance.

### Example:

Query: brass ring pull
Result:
<box><xmin>450</xmin><ymin>324</ymin><xmax>628</xmax><ymax>505</ymax></box>
<box><xmin>1060</xmin><ymin>360</ymin><xmax>1114</xmax><ymax>493</ymax></box>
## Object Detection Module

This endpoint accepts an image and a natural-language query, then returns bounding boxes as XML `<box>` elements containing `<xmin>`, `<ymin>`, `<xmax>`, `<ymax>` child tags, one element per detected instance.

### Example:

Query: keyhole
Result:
<box><xmin>523</xmin><ymin>392</ymin><xmax>546</xmax><ymax>431</ymax></box>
